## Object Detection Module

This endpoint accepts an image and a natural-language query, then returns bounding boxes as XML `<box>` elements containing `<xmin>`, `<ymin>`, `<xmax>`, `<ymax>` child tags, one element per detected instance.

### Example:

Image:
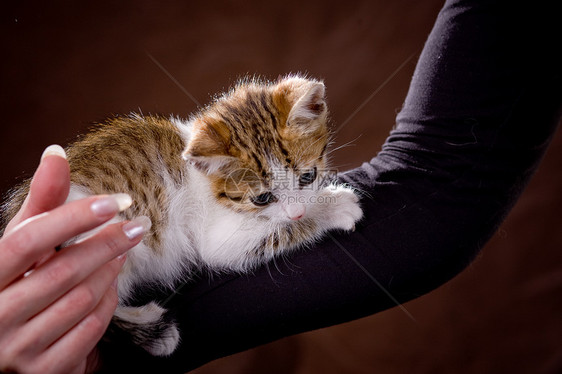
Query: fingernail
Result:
<box><xmin>123</xmin><ymin>216</ymin><xmax>151</xmax><ymax>240</ymax></box>
<box><xmin>111</xmin><ymin>276</ymin><xmax>119</xmax><ymax>290</ymax></box>
<box><xmin>91</xmin><ymin>193</ymin><xmax>133</xmax><ymax>217</ymax></box>
<box><xmin>41</xmin><ymin>144</ymin><xmax>67</xmax><ymax>161</ymax></box>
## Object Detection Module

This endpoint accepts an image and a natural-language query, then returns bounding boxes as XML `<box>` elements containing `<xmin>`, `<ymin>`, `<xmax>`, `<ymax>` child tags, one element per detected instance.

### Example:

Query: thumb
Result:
<box><xmin>5</xmin><ymin>145</ymin><xmax>71</xmax><ymax>232</ymax></box>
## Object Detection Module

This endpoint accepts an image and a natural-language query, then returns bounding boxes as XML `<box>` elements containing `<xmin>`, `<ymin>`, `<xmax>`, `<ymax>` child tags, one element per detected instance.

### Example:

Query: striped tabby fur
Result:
<box><xmin>1</xmin><ymin>75</ymin><xmax>363</xmax><ymax>356</ymax></box>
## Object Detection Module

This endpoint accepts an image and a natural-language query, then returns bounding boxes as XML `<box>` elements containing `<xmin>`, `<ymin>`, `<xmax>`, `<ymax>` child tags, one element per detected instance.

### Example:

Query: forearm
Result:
<box><xmin>97</xmin><ymin>1</ymin><xmax>561</xmax><ymax>372</ymax></box>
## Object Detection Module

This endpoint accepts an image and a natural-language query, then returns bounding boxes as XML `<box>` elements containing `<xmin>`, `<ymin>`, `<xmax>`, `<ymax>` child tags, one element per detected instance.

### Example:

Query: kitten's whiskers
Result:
<box><xmin>293</xmin><ymin>135</ymin><xmax>326</xmax><ymax>167</ymax></box>
<box><xmin>324</xmin><ymin>135</ymin><xmax>362</xmax><ymax>160</ymax></box>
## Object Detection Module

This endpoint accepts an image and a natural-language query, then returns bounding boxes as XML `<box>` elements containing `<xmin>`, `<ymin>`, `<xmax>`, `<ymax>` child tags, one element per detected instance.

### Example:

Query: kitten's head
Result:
<box><xmin>183</xmin><ymin>75</ymin><xmax>332</xmax><ymax>221</ymax></box>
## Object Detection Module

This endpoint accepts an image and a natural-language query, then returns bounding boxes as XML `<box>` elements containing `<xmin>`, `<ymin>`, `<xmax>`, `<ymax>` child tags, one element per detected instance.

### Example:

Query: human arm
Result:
<box><xmin>96</xmin><ymin>0</ymin><xmax>562</xmax><ymax>372</ymax></box>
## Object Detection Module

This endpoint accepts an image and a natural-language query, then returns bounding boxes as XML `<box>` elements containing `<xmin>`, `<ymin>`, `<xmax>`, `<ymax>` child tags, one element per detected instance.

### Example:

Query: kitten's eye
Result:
<box><xmin>250</xmin><ymin>191</ymin><xmax>277</xmax><ymax>206</ymax></box>
<box><xmin>299</xmin><ymin>167</ymin><xmax>317</xmax><ymax>187</ymax></box>
<box><xmin>220</xmin><ymin>194</ymin><xmax>243</xmax><ymax>203</ymax></box>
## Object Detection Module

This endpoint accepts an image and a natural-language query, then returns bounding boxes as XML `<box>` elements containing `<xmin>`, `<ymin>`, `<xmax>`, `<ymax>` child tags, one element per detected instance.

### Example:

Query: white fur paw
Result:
<box><xmin>114</xmin><ymin>301</ymin><xmax>166</xmax><ymax>325</ymax></box>
<box><xmin>320</xmin><ymin>185</ymin><xmax>363</xmax><ymax>231</ymax></box>
<box><xmin>114</xmin><ymin>301</ymin><xmax>181</xmax><ymax>356</ymax></box>
<box><xmin>143</xmin><ymin>323</ymin><xmax>181</xmax><ymax>357</ymax></box>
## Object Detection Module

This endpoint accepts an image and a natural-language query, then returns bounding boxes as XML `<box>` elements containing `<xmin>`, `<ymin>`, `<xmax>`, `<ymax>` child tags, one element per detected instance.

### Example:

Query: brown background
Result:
<box><xmin>1</xmin><ymin>1</ymin><xmax>560</xmax><ymax>373</ymax></box>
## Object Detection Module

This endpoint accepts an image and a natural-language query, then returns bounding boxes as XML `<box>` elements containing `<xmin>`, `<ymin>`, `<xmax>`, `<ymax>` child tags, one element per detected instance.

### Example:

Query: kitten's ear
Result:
<box><xmin>275</xmin><ymin>76</ymin><xmax>328</xmax><ymax>133</ymax></box>
<box><xmin>182</xmin><ymin>119</ymin><xmax>236</xmax><ymax>174</ymax></box>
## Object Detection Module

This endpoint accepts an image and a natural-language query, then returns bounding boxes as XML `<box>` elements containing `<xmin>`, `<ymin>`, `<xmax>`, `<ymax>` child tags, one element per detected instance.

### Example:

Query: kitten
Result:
<box><xmin>1</xmin><ymin>75</ymin><xmax>363</xmax><ymax>356</ymax></box>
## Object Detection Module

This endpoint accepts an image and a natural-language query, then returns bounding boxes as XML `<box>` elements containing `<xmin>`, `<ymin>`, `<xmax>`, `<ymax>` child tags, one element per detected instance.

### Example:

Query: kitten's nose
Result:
<box><xmin>285</xmin><ymin>203</ymin><xmax>306</xmax><ymax>221</ymax></box>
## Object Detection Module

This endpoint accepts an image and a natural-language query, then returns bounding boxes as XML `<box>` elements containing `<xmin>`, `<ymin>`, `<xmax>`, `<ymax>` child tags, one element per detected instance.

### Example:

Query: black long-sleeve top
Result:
<box><xmin>98</xmin><ymin>0</ymin><xmax>562</xmax><ymax>372</ymax></box>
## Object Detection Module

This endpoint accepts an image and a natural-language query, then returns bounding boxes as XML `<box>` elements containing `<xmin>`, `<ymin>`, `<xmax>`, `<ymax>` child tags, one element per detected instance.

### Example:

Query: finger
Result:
<box><xmin>16</xmin><ymin>275</ymin><xmax>120</xmax><ymax>374</ymax></box>
<box><xmin>14</xmin><ymin>254</ymin><xmax>126</xmax><ymax>355</ymax></box>
<box><xmin>5</xmin><ymin>145</ymin><xmax>70</xmax><ymax>233</ymax></box>
<box><xmin>1</xmin><ymin>216</ymin><xmax>149</xmax><ymax>324</ymax></box>
<box><xmin>43</xmin><ymin>283</ymin><xmax>120</xmax><ymax>374</ymax></box>
<box><xmin>0</xmin><ymin>193</ymin><xmax>133</xmax><ymax>289</ymax></box>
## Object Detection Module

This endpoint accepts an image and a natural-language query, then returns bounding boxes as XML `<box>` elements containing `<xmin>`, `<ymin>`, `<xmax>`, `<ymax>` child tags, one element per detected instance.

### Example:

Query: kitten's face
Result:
<box><xmin>183</xmin><ymin>75</ymin><xmax>332</xmax><ymax>221</ymax></box>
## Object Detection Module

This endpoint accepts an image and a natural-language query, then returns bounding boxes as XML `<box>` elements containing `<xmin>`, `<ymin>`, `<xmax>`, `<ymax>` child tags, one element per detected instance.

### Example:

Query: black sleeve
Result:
<box><xmin>97</xmin><ymin>0</ymin><xmax>562</xmax><ymax>372</ymax></box>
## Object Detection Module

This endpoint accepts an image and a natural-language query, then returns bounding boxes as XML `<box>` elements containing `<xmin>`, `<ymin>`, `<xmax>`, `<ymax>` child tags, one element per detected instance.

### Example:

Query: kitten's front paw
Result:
<box><xmin>320</xmin><ymin>185</ymin><xmax>363</xmax><ymax>231</ymax></box>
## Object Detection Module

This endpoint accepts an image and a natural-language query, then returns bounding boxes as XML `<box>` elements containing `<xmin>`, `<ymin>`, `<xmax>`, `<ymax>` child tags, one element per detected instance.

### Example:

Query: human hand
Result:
<box><xmin>0</xmin><ymin>145</ymin><xmax>147</xmax><ymax>374</ymax></box>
